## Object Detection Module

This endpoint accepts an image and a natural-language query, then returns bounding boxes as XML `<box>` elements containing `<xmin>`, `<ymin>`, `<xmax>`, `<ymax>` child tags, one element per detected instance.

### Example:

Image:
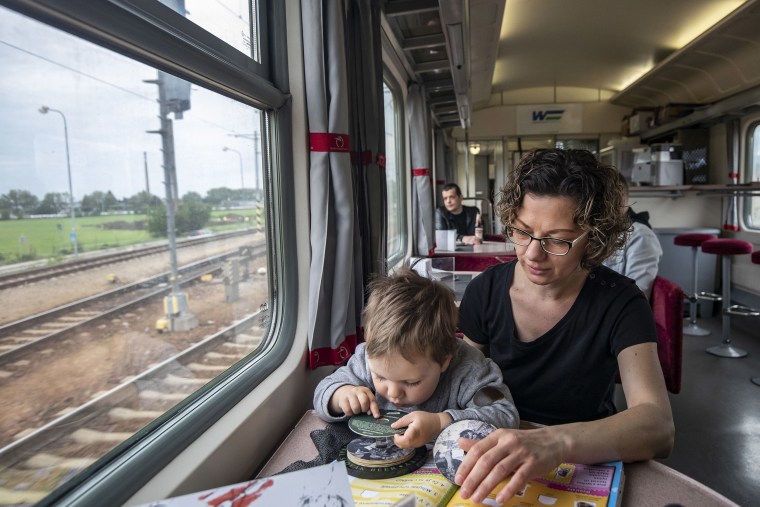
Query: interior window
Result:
<box><xmin>0</xmin><ymin>5</ymin><xmax>271</xmax><ymax>502</ymax></box>
<box><xmin>744</xmin><ymin>121</ymin><xmax>760</xmax><ymax>229</ymax></box>
<box><xmin>383</xmin><ymin>81</ymin><xmax>406</xmax><ymax>264</ymax></box>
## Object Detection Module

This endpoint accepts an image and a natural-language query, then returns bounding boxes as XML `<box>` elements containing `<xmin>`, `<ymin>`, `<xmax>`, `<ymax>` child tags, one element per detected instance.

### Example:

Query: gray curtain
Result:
<box><xmin>347</xmin><ymin>0</ymin><xmax>386</xmax><ymax>285</ymax></box>
<box><xmin>302</xmin><ymin>0</ymin><xmax>362</xmax><ymax>368</ymax></box>
<box><xmin>408</xmin><ymin>84</ymin><xmax>435</xmax><ymax>255</ymax></box>
<box><xmin>434</xmin><ymin>130</ymin><xmax>453</xmax><ymax>208</ymax></box>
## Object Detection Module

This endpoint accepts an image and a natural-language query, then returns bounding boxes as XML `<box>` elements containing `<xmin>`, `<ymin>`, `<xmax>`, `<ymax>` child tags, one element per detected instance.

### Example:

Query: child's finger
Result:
<box><xmin>369</xmin><ymin>397</ymin><xmax>380</xmax><ymax>418</ymax></box>
<box><xmin>390</xmin><ymin>413</ymin><xmax>413</xmax><ymax>429</ymax></box>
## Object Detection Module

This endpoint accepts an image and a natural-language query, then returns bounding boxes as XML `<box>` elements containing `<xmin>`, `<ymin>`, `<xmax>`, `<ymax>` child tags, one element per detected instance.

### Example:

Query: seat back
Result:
<box><xmin>650</xmin><ymin>275</ymin><xmax>684</xmax><ymax>394</ymax></box>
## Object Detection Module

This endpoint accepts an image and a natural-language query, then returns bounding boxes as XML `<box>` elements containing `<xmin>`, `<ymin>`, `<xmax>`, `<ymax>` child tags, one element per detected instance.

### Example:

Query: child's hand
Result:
<box><xmin>391</xmin><ymin>411</ymin><xmax>453</xmax><ymax>448</ymax></box>
<box><xmin>329</xmin><ymin>385</ymin><xmax>380</xmax><ymax>418</ymax></box>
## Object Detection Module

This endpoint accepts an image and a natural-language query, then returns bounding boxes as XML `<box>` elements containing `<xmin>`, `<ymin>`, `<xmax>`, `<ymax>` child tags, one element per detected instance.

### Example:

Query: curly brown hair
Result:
<box><xmin>364</xmin><ymin>266</ymin><xmax>458</xmax><ymax>366</ymax></box>
<box><xmin>496</xmin><ymin>148</ymin><xmax>630</xmax><ymax>270</ymax></box>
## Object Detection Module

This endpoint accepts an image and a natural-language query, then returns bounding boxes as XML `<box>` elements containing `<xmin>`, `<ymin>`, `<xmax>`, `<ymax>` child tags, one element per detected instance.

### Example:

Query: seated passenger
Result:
<box><xmin>603</xmin><ymin>172</ymin><xmax>663</xmax><ymax>299</ymax></box>
<box><xmin>313</xmin><ymin>267</ymin><xmax>519</xmax><ymax>449</ymax></box>
<box><xmin>456</xmin><ymin>148</ymin><xmax>674</xmax><ymax>504</ymax></box>
<box><xmin>435</xmin><ymin>183</ymin><xmax>482</xmax><ymax>245</ymax></box>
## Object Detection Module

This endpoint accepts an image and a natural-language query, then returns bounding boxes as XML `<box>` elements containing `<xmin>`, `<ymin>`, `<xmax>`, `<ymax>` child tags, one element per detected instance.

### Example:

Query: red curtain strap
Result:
<box><xmin>722</xmin><ymin>224</ymin><xmax>740</xmax><ymax>231</ymax></box>
<box><xmin>412</xmin><ymin>168</ymin><xmax>430</xmax><ymax>177</ymax></box>
<box><xmin>310</xmin><ymin>132</ymin><xmax>351</xmax><ymax>152</ymax></box>
<box><xmin>728</xmin><ymin>172</ymin><xmax>739</xmax><ymax>179</ymax></box>
<box><xmin>376</xmin><ymin>153</ymin><xmax>386</xmax><ymax>168</ymax></box>
<box><xmin>435</xmin><ymin>179</ymin><xmax>445</xmax><ymax>185</ymax></box>
<box><xmin>308</xmin><ymin>333</ymin><xmax>359</xmax><ymax>369</ymax></box>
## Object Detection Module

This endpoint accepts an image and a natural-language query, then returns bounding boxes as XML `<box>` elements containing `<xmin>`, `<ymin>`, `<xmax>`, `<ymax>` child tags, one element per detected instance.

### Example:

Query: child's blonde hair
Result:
<box><xmin>364</xmin><ymin>266</ymin><xmax>458</xmax><ymax>365</ymax></box>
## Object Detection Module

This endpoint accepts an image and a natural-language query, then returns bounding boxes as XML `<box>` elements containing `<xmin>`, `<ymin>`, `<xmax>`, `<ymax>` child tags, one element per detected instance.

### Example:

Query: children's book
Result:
<box><xmin>133</xmin><ymin>461</ymin><xmax>354</xmax><ymax>507</ymax></box>
<box><xmin>350</xmin><ymin>455</ymin><xmax>624</xmax><ymax>507</ymax></box>
<box><xmin>445</xmin><ymin>460</ymin><xmax>625</xmax><ymax>507</ymax></box>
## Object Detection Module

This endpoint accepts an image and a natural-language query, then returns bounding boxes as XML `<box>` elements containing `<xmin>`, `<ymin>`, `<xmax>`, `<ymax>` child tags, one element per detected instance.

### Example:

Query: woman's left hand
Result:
<box><xmin>454</xmin><ymin>427</ymin><xmax>566</xmax><ymax>504</ymax></box>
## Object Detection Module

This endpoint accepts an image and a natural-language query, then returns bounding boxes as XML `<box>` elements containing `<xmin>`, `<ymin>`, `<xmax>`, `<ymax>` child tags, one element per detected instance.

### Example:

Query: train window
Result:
<box><xmin>0</xmin><ymin>2</ymin><xmax>289</xmax><ymax>504</ymax></box>
<box><xmin>384</xmin><ymin>81</ymin><xmax>407</xmax><ymax>264</ymax></box>
<box><xmin>158</xmin><ymin>0</ymin><xmax>262</xmax><ymax>62</ymax></box>
<box><xmin>745</xmin><ymin>121</ymin><xmax>760</xmax><ymax>230</ymax></box>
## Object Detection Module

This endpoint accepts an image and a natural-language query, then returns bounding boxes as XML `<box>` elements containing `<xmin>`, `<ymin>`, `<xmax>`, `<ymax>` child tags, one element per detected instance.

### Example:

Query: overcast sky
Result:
<box><xmin>0</xmin><ymin>1</ymin><xmax>262</xmax><ymax>202</ymax></box>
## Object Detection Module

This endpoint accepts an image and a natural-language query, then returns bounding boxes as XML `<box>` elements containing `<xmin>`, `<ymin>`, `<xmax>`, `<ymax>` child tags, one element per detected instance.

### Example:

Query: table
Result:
<box><xmin>258</xmin><ymin>411</ymin><xmax>739</xmax><ymax>506</ymax></box>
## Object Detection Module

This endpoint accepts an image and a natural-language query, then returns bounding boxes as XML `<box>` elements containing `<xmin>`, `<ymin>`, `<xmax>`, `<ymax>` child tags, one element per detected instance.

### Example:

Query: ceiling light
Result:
<box><xmin>469</xmin><ymin>143</ymin><xmax>481</xmax><ymax>155</ymax></box>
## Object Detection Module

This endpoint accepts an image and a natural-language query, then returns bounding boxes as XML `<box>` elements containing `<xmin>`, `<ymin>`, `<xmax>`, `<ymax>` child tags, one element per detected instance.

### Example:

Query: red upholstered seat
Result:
<box><xmin>752</xmin><ymin>250</ymin><xmax>760</xmax><ymax>265</ymax></box>
<box><xmin>615</xmin><ymin>276</ymin><xmax>684</xmax><ymax>394</ymax></box>
<box><xmin>674</xmin><ymin>233</ymin><xmax>715</xmax><ymax>247</ymax></box>
<box><xmin>650</xmin><ymin>276</ymin><xmax>684</xmax><ymax>394</ymax></box>
<box><xmin>701</xmin><ymin>238</ymin><xmax>753</xmax><ymax>256</ymax></box>
<box><xmin>453</xmin><ymin>255</ymin><xmax>512</xmax><ymax>272</ymax></box>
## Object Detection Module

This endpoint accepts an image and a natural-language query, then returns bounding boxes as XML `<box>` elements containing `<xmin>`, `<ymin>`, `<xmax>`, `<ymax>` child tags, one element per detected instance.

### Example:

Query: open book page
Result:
<box><xmin>134</xmin><ymin>461</ymin><xmax>354</xmax><ymax>507</ymax></box>
<box><xmin>446</xmin><ymin>462</ymin><xmax>624</xmax><ymax>507</ymax></box>
<box><xmin>349</xmin><ymin>453</ymin><xmax>457</xmax><ymax>507</ymax></box>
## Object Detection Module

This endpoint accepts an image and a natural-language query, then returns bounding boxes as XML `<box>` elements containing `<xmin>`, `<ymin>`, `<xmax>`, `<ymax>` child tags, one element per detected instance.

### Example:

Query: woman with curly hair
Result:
<box><xmin>455</xmin><ymin>148</ymin><xmax>674</xmax><ymax>504</ymax></box>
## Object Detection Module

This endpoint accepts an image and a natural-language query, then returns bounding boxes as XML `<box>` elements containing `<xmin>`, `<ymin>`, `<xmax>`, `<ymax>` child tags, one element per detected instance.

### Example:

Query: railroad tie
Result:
<box><xmin>70</xmin><ymin>428</ymin><xmax>133</xmax><ymax>444</ymax></box>
<box><xmin>234</xmin><ymin>333</ymin><xmax>262</xmax><ymax>345</ymax></box>
<box><xmin>0</xmin><ymin>488</ymin><xmax>47</xmax><ymax>505</ymax></box>
<box><xmin>223</xmin><ymin>342</ymin><xmax>255</xmax><ymax>351</ymax></box>
<box><xmin>163</xmin><ymin>373</ymin><xmax>208</xmax><ymax>387</ymax></box>
<box><xmin>109</xmin><ymin>407</ymin><xmax>163</xmax><ymax>421</ymax></box>
<box><xmin>204</xmin><ymin>351</ymin><xmax>240</xmax><ymax>361</ymax></box>
<box><xmin>187</xmin><ymin>362</ymin><xmax>228</xmax><ymax>373</ymax></box>
<box><xmin>0</xmin><ymin>370</ymin><xmax>12</xmax><ymax>378</ymax></box>
<box><xmin>24</xmin><ymin>453</ymin><xmax>96</xmax><ymax>470</ymax></box>
<box><xmin>139</xmin><ymin>390</ymin><xmax>188</xmax><ymax>402</ymax></box>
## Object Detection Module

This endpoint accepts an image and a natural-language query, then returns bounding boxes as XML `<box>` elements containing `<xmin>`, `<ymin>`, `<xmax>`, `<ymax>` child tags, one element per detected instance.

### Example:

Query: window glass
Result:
<box><xmin>0</xmin><ymin>6</ymin><xmax>269</xmax><ymax>501</ymax></box>
<box><xmin>384</xmin><ymin>82</ymin><xmax>405</xmax><ymax>263</ymax></box>
<box><xmin>157</xmin><ymin>0</ymin><xmax>260</xmax><ymax>61</ymax></box>
<box><xmin>744</xmin><ymin>121</ymin><xmax>760</xmax><ymax>229</ymax></box>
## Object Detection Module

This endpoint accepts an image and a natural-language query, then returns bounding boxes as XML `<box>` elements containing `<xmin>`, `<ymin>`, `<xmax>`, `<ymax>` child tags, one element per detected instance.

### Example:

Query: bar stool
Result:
<box><xmin>701</xmin><ymin>238</ymin><xmax>753</xmax><ymax>358</ymax></box>
<box><xmin>751</xmin><ymin>251</ymin><xmax>760</xmax><ymax>386</ymax></box>
<box><xmin>674</xmin><ymin>233</ymin><xmax>719</xmax><ymax>336</ymax></box>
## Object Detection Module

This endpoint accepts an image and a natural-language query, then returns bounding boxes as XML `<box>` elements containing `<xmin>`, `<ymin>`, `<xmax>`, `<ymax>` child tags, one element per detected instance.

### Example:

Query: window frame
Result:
<box><xmin>382</xmin><ymin>72</ymin><xmax>408</xmax><ymax>267</ymax></box>
<box><xmin>743</xmin><ymin>118</ymin><xmax>760</xmax><ymax>231</ymax></box>
<box><xmin>1</xmin><ymin>1</ymin><xmax>298</xmax><ymax>506</ymax></box>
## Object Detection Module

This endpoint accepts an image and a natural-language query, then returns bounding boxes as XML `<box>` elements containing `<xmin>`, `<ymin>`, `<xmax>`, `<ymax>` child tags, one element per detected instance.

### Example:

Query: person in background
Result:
<box><xmin>455</xmin><ymin>148</ymin><xmax>674</xmax><ymax>504</ymax></box>
<box><xmin>603</xmin><ymin>171</ymin><xmax>663</xmax><ymax>299</ymax></box>
<box><xmin>435</xmin><ymin>183</ymin><xmax>482</xmax><ymax>245</ymax></box>
<box><xmin>313</xmin><ymin>267</ymin><xmax>519</xmax><ymax>449</ymax></box>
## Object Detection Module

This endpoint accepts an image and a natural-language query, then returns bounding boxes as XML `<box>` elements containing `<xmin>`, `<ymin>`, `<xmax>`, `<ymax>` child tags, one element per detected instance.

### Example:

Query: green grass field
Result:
<box><xmin>0</xmin><ymin>208</ymin><xmax>262</xmax><ymax>266</ymax></box>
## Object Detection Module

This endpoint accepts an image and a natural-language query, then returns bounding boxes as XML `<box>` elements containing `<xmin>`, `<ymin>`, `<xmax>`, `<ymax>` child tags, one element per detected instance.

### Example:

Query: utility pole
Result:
<box><xmin>145</xmin><ymin>72</ymin><xmax>197</xmax><ymax>332</ymax></box>
<box><xmin>144</xmin><ymin>151</ymin><xmax>150</xmax><ymax>195</ymax></box>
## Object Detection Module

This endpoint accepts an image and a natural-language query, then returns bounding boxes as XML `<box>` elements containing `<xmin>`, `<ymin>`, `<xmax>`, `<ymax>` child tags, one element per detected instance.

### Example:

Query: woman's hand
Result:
<box><xmin>454</xmin><ymin>428</ymin><xmax>567</xmax><ymax>504</ymax></box>
<box><xmin>329</xmin><ymin>385</ymin><xmax>380</xmax><ymax>418</ymax></box>
<box><xmin>391</xmin><ymin>411</ymin><xmax>452</xmax><ymax>449</ymax></box>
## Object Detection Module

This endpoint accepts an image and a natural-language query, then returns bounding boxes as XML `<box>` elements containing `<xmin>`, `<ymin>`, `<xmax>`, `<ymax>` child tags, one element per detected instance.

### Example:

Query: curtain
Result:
<box><xmin>434</xmin><ymin>130</ymin><xmax>448</xmax><ymax>208</ymax></box>
<box><xmin>408</xmin><ymin>84</ymin><xmax>435</xmax><ymax>256</ymax></box>
<box><xmin>347</xmin><ymin>0</ymin><xmax>386</xmax><ymax>284</ymax></box>
<box><xmin>302</xmin><ymin>0</ymin><xmax>362</xmax><ymax>368</ymax></box>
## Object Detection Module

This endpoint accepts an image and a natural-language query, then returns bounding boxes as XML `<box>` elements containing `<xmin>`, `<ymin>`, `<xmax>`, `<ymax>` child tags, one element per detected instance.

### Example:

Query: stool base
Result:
<box><xmin>706</xmin><ymin>343</ymin><xmax>747</xmax><ymax>358</ymax></box>
<box><xmin>683</xmin><ymin>319</ymin><xmax>710</xmax><ymax>336</ymax></box>
<box><xmin>752</xmin><ymin>377</ymin><xmax>760</xmax><ymax>387</ymax></box>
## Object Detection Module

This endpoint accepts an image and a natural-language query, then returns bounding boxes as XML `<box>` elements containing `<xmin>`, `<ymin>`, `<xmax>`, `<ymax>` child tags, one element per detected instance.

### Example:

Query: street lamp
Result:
<box><xmin>39</xmin><ymin>105</ymin><xmax>78</xmax><ymax>256</ymax></box>
<box><xmin>222</xmin><ymin>146</ymin><xmax>244</xmax><ymax>189</ymax></box>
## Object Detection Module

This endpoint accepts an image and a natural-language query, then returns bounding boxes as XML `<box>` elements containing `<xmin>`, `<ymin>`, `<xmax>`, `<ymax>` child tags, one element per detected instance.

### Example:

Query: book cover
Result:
<box><xmin>134</xmin><ymin>461</ymin><xmax>354</xmax><ymax>507</ymax></box>
<box><xmin>445</xmin><ymin>461</ymin><xmax>625</xmax><ymax>507</ymax></box>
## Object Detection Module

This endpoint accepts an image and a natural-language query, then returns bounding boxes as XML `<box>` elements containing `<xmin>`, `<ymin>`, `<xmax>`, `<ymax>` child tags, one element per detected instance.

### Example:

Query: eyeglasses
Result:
<box><xmin>505</xmin><ymin>226</ymin><xmax>588</xmax><ymax>256</ymax></box>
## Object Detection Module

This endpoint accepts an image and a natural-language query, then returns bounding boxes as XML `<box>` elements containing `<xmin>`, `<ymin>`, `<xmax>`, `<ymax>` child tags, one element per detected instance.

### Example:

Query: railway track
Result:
<box><xmin>0</xmin><ymin>234</ymin><xmax>269</xmax><ymax>505</ymax></box>
<box><xmin>0</xmin><ymin>242</ymin><xmax>265</xmax><ymax>367</ymax></box>
<box><xmin>0</xmin><ymin>315</ymin><xmax>267</xmax><ymax>505</ymax></box>
<box><xmin>0</xmin><ymin>229</ymin><xmax>253</xmax><ymax>291</ymax></box>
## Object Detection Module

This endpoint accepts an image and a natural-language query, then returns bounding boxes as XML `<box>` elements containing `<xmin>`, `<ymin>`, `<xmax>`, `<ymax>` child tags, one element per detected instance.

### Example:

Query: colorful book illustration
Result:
<box><xmin>134</xmin><ymin>461</ymin><xmax>354</xmax><ymax>507</ymax></box>
<box><xmin>350</xmin><ymin>455</ymin><xmax>624</xmax><ymax>507</ymax></box>
<box><xmin>445</xmin><ymin>460</ymin><xmax>625</xmax><ymax>507</ymax></box>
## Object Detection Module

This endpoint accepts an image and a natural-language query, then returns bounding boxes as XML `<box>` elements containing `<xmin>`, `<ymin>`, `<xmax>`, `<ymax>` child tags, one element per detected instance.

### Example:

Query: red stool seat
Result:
<box><xmin>674</xmin><ymin>233</ymin><xmax>716</xmax><ymax>247</ymax></box>
<box><xmin>700</xmin><ymin>238</ymin><xmax>752</xmax><ymax>358</ymax></box>
<box><xmin>701</xmin><ymin>239</ymin><xmax>753</xmax><ymax>256</ymax></box>
<box><xmin>752</xmin><ymin>251</ymin><xmax>760</xmax><ymax>265</ymax></box>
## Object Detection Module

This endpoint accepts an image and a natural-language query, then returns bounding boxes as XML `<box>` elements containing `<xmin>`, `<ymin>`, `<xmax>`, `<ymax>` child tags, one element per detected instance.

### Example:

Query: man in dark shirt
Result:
<box><xmin>435</xmin><ymin>183</ymin><xmax>482</xmax><ymax>245</ymax></box>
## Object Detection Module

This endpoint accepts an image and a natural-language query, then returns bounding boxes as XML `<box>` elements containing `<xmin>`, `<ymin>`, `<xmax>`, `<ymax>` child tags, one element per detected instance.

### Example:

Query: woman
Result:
<box><xmin>456</xmin><ymin>148</ymin><xmax>674</xmax><ymax>503</ymax></box>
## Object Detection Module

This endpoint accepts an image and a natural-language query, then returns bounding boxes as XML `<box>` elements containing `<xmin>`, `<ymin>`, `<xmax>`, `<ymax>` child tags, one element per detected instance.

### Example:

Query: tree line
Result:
<box><xmin>0</xmin><ymin>187</ymin><xmax>260</xmax><ymax>220</ymax></box>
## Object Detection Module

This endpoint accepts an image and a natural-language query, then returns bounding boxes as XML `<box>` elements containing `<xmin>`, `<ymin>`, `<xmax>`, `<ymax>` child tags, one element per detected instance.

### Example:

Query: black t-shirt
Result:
<box><xmin>458</xmin><ymin>260</ymin><xmax>657</xmax><ymax>425</ymax></box>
